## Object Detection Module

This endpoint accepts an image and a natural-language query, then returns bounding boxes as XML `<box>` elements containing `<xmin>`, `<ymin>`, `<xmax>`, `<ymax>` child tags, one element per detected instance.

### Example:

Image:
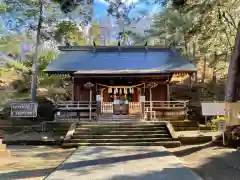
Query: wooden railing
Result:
<box><xmin>55</xmin><ymin>100</ymin><xmax>188</xmax><ymax>121</ymax></box>
<box><xmin>101</xmin><ymin>102</ymin><xmax>113</xmax><ymax>113</ymax></box>
<box><xmin>129</xmin><ymin>102</ymin><xmax>141</xmax><ymax>114</ymax></box>
<box><xmin>55</xmin><ymin>101</ymin><xmax>98</xmax><ymax>121</ymax></box>
<box><xmin>57</xmin><ymin>101</ymin><xmax>97</xmax><ymax>110</ymax></box>
<box><xmin>143</xmin><ymin>101</ymin><xmax>188</xmax><ymax>121</ymax></box>
<box><xmin>144</xmin><ymin>101</ymin><xmax>188</xmax><ymax>109</ymax></box>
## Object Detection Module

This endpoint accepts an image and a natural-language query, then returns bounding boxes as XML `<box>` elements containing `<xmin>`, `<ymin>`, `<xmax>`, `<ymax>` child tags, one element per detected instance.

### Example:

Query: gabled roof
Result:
<box><xmin>45</xmin><ymin>46</ymin><xmax>196</xmax><ymax>75</ymax></box>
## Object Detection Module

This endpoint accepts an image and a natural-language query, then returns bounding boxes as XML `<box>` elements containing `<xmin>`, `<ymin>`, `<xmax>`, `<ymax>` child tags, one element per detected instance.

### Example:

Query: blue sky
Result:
<box><xmin>93</xmin><ymin>0</ymin><xmax>162</xmax><ymax>36</ymax></box>
<box><xmin>0</xmin><ymin>0</ymin><xmax>162</xmax><ymax>38</ymax></box>
<box><xmin>93</xmin><ymin>0</ymin><xmax>161</xmax><ymax>20</ymax></box>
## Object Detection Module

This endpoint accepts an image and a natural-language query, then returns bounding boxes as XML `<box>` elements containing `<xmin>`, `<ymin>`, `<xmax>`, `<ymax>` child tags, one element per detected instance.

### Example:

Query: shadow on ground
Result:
<box><xmin>59</xmin><ymin>150</ymin><xmax>169</xmax><ymax>171</ymax></box>
<box><xmin>110</xmin><ymin>168</ymin><xmax>201</xmax><ymax>180</ymax></box>
<box><xmin>171</xmin><ymin>143</ymin><xmax>214</xmax><ymax>157</ymax></box>
<box><xmin>0</xmin><ymin>148</ymin><xmax>170</xmax><ymax>179</ymax></box>
<box><xmin>0</xmin><ymin>146</ymin><xmax>75</xmax><ymax>180</ymax></box>
<box><xmin>171</xmin><ymin>143</ymin><xmax>240</xmax><ymax>180</ymax></box>
<box><xmin>2</xmin><ymin>145</ymin><xmax>240</xmax><ymax>180</ymax></box>
<box><xmin>193</xmin><ymin>150</ymin><xmax>240</xmax><ymax>180</ymax></box>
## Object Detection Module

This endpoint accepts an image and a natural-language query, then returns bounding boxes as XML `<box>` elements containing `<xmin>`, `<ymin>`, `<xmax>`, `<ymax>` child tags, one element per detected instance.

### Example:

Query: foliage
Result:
<box><xmin>231</xmin><ymin>126</ymin><xmax>240</xmax><ymax>140</ymax></box>
<box><xmin>211</xmin><ymin>116</ymin><xmax>226</xmax><ymax>131</ymax></box>
<box><xmin>146</xmin><ymin>0</ymin><xmax>240</xmax><ymax>83</ymax></box>
<box><xmin>54</xmin><ymin>21</ymin><xmax>83</xmax><ymax>44</ymax></box>
<box><xmin>0</xmin><ymin>0</ymin><xmax>240</xmax><ymax>104</ymax></box>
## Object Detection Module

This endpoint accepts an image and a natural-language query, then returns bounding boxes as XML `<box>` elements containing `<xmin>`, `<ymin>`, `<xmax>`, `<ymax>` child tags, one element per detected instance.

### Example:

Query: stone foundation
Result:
<box><xmin>0</xmin><ymin>133</ymin><xmax>10</xmax><ymax>157</ymax></box>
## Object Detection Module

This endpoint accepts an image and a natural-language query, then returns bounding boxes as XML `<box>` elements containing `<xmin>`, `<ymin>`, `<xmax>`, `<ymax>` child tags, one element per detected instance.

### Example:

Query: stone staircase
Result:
<box><xmin>97</xmin><ymin>114</ymin><xmax>141</xmax><ymax>121</ymax></box>
<box><xmin>62</xmin><ymin>121</ymin><xmax>181</xmax><ymax>148</ymax></box>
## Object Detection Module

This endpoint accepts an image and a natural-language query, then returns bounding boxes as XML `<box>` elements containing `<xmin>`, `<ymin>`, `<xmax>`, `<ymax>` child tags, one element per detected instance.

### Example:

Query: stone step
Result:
<box><xmin>77</xmin><ymin>124</ymin><xmax>166</xmax><ymax>128</ymax></box>
<box><xmin>97</xmin><ymin>119</ymin><xmax>140</xmax><ymax>122</ymax></box>
<box><xmin>78</xmin><ymin>121</ymin><xmax>167</xmax><ymax>125</ymax></box>
<box><xmin>75</xmin><ymin>126</ymin><xmax>167</xmax><ymax>132</ymax></box>
<box><xmin>99</xmin><ymin>115</ymin><xmax>140</xmax><ymax>117</ymax></box>
<box><xmin>71</xmin><ymin>133</ymin><xmax>171</xmax><ymax>139</ymax></box>
<box><xmin>76</xmin><ymin>120</ymin><xmax>166</xmax><ymax>125</ymax></box>
<box><xmin>64</xmin><ymin>137</ymin><xmax>173</xmax><ymax>143</ymax></box>
<box><xmin>73</xmin><ymin>130</ymin><xmax>169</xmax><ymax>135</ymax></box>
<box><xmin>62</xmin><ymin>141</ymin><xmax>181</xmax><ymax>148</ymax></box>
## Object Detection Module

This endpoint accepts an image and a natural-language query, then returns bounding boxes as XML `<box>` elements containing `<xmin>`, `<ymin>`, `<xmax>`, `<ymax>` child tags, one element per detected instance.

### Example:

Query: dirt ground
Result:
<box><xmin>0</xmin><ymin>146</ymin><xmax>75</xmax><ymax>180</ymax></box>
<box><xmin>0</xmin><ymin>144</ymin><xmax>240</xmax><ymax>180</ymax></box>
<box><xmin>169</xmin><ymin>143</ymin><xmax>240</xmax><ymax>180</ymax></box>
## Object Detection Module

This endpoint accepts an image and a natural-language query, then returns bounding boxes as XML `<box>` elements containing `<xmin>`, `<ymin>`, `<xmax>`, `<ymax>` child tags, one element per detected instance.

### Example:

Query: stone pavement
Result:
<box><xmin>45</xmin><ymin>146</ymin><xmax>204</xmax><ymax>180</ymax></box>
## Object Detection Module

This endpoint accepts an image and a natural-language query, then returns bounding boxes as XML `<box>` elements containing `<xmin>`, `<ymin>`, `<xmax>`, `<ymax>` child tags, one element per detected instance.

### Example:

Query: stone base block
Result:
<box><xmin>0</xmin><ymin>150</ymin><xmax>11</xmax><ymax>157</ymax></box>
<box><xmin>0</xmin><ymin>144</ymin><xmax>6</xmax><ymax>151</ymax></box>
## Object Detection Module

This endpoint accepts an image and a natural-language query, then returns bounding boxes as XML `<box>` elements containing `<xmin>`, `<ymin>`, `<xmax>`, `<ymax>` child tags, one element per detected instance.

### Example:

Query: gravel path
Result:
<box><xmin>169</xmin><ymin>143</ymin><xmax>240</xmax><ymax>180</ymax></box>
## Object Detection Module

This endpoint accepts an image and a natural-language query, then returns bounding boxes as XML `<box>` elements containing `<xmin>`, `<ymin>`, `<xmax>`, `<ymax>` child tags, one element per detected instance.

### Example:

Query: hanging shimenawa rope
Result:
<box><xmin>98</xmin><ymin>83</ymin><xmax>144</xmax><ymax>88</ymax></box>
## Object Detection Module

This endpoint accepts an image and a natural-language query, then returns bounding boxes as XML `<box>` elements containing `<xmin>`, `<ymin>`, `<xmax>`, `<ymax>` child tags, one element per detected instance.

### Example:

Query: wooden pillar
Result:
<box><xmin>149</xmin><ymin>87</ymin><xmax>152</xmax><ymax>120</ymax></box>
<box><xmin>96</xmin><ymin>84</ymin><xmax>101</xmax><ymax>118</ymax></box>
<box><xmin>89</xmin><ymin>88</ymin><xmax>92</xmax><ymax>120</ymax></box>
<box><xmin>167</xmin><ymin>82</ymin><xmax>170</xmax><ymax>101</ymax></box>
<box><xmin>188</xmin><ymin>73</ymin><xmax>193</xmax><ymax>91</ymax></box>
<box><xmin>146</xmin><ymin>82</ymin><xmax>158</xmax><ymax>121</ymax></box>
<box><xmin>140</xmin><ymin>87</ymin><xmax>145</xmax><ymax>120</ymax></box>
<box><xmin>72</xmin><ymin>76</ymin><xmax>74</xmax><ymax>101</ymax></box>
<box><xmin>84</xmin><ymin>82</ymin><xmax>94</xmax><ymax>120</ymax></box>
<box><xmin>195</xmin><ymin>71</ymin><xmax>198</xmax><ymax>83</ymax></box>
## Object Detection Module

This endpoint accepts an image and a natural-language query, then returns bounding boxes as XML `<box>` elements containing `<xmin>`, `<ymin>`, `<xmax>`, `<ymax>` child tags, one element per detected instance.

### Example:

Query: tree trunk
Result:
<box><xmin>184</xmin><ymin>36</ymin><xmax>188</xmax><ymax>59</ymax></box>
<box><xmin>225</xmin><ymin>21</ymin><xmax>240</xmax><ymax>102</ymax></box>
<box><xmin>201</xmin><ymin>56</ymin><xmax>207</xmax><ymax>83</ymax></box>
<box><xmin>225</xmin><ymin>21</ymin><xmax>240</xmax><ymax>145</ymax></box>
<box><xmin>31</xmin><ymin>0</ymin><xmax>43</xmax><ymax>102</ymax></box>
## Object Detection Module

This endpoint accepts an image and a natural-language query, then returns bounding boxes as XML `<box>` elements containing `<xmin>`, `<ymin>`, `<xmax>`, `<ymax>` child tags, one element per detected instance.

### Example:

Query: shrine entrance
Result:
<box><xmin>101</xmin><ymin>86</ymin><xmax>141</xmax><ymax>115</ymax></box>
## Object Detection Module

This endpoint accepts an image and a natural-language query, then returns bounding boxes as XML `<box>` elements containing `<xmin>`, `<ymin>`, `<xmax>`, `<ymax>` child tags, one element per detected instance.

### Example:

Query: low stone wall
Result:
<box><xmin>178</xmin><ymin>136</ymin><xmax>213</xmax><ymax>145</ymax></box>
<box><xmin>0</xmin><ymin>130</ymin><xmax>10</xmax><ymax>157</ymax></box>
<box><xmin>146</xmin><ymin>108</ymin><xmax>187</xmax><ymax>121</ymax></box>
<box><xmin>171</xmin><ymin>121</ymin><xmax>200</xmax><ymax>131</ymax></box>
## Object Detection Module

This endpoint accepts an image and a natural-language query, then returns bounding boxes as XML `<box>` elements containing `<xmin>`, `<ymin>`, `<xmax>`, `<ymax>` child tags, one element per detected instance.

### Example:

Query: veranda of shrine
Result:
<box><xmin>45</xmin><ymin>45</ymin><xmax>196</xmax><ymax>122</ymax></box>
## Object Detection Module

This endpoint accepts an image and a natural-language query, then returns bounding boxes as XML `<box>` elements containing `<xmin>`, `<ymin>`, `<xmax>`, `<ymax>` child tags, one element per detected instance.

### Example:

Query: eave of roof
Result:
<box><xmin>58</xmin><ymin>45</ymin><xmax>171</xmax><ymax>52</ymax></box>
<box><xmin>45</xmin><ymin>46</ymin><xmax>196</xmax><ymax>75</ymax></box>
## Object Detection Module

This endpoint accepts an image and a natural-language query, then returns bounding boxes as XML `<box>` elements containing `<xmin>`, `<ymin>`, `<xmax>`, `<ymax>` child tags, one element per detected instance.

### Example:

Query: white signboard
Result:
<box><xmin>201</xmin><ymin>102</ymin><xmax>225</xmax><ymax>116</ymax></box>
<box><xmin>114</xmin><ymin>100</ymin><xmax>120</xmax><ymax>104</ymax></box>
<box><xmin>140</xmin><ymin>96</ymin><xmax>145</xmax><ymax>103</ymax></box>
<box><xmin>219</xmin><ymin>120</ymin><xmax>226</xmax><ymax>132</ymax></box>
<box><xmin>96</xmin><ymin>95</ymin><xmax>101</xmax><ymax>102</ymax></box>
<box><xmin>11</xmin><ymin>102</ymin><xmax>38</xmax><ymax>117</ymax></box>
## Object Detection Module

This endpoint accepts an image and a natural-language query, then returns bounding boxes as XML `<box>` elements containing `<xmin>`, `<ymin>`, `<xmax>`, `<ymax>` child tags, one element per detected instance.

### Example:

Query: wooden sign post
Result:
<box><xmin>219</xmin><ymin>120</ymin><xmax>227</xmax><ymax>146</ymax></box>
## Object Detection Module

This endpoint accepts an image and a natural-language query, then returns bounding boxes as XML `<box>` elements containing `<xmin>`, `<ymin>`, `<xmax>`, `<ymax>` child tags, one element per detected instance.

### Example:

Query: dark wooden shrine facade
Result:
<box><xmin>72</xmin><ymin>74</ymin><xmax>170</xmax><ymax>102</ymax></box>
<box><xmin>45</xmin><ymin>46</ymin><xmax>196</xmax><ymax>121</ymax></box>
